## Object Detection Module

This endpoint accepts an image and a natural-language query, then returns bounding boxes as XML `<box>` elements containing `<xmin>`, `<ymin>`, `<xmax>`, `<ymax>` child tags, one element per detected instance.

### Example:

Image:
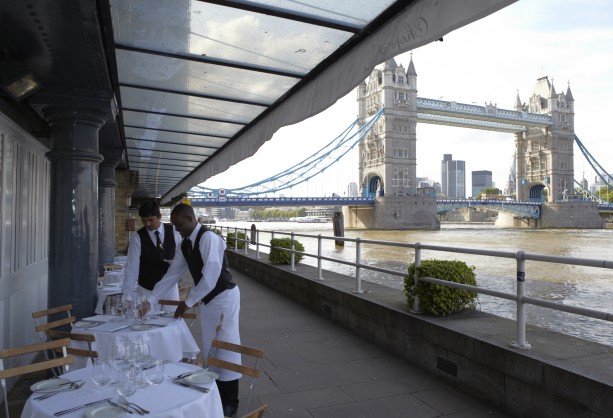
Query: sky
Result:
<box><xmin>198</xmin><ymin>0</ymin><xmax>613</xmax><ymax>198</ymax></box>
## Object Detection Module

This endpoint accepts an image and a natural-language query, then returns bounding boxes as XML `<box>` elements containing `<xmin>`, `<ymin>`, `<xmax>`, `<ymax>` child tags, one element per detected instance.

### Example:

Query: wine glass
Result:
<box><xmin>91</xmin><ymin>359</ymin><xmax>112</xmax><ymax>387</ymax></box>
<box><xmin>108</xmin><ymin>337</ymin><xmax>130</xmax><ymax>383</ymax></box>
<box><xmin>116</xmin><ymin>365</ymin><xmax>139</xmax><ymax>398</ymax></box>
<box><xmin>130</xmin><ymin>338</ymin><xmax>152</xmax><ymax>388</ymax></box>
<box><xmin>144</xmin><ymin>359</ymin><xmax>165</xmax><ymax>385</ymax></box>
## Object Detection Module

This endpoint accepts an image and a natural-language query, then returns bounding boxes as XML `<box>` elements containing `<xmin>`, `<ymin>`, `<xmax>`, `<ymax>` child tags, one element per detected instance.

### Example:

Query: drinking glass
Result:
<box><xmin>108</xmin><ymin>337</ymin><xmax>130</xmax><ymax>383</ymax></box>
<box><xmin>91</xmin><ymin>359</ymin><xmax>112</xmax><ymax>387</ymax></box>
<box><xmin>144</xmin><ymin>359</ymin><xmax>165</xmax><ymax>385</ymax></box>
<box><xmin>116</xmin><ymin>365</ymin><xmax>140</xmax><ymax>398</ymax></box>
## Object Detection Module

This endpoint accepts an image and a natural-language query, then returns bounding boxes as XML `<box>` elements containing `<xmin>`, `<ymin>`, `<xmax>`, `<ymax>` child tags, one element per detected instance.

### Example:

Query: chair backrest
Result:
<box><xmin>157</xmin><ymin>299</ymin><xmax>197</xmax><ymax>320</ymax></box>
<box><xmin>45</xmin><ymin>330</ymin><xmax>98</xmax><ymax>362</ymax></box>
<box><xmin>207</xmin><ymin>339</ymin><xmax>264</xmax><ymax>413</ymax></box>
<box><xmin>32</xmin><ymin>304</ymin><xmax>76</xmax><ymax>339</ymax></box>
<box><xmin>178</xmin><ymin>285</ymin><xmax>191</xmax><ymax>301</ymax></box>
<box><xmin>0</xmin><ymin>338</ymin><xmax>73</xmax><ymax>418</ymax></box>
<box><xmin>240</xmin><ymin>404</ymin><xmax>268</xmax><ymax>418</ymax></box>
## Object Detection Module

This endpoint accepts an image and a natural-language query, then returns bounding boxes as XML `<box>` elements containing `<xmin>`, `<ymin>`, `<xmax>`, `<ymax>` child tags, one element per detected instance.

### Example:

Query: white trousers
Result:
<box><xmin>201</xmin><ymin>286</ymin><xmax>241</xmax><ymax>381</ymax></box>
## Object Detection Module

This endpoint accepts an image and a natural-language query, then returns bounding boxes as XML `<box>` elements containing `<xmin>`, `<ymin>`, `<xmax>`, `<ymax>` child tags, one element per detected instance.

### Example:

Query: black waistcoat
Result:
<box><xmin>137</xmin><ymin>224</ymin><xmax>177</xmax><ymax>290</ymax></box>
<box><xmin>182</xmin><ymin>227</ymin><xmax>235</xmax><ymax>305</ymax></box>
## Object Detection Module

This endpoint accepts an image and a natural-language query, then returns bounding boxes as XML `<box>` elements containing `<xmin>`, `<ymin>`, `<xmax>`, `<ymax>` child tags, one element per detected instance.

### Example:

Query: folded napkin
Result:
<box><xmin>142</xmin><ymin>317</ymin><xmax>180</xmax><ymax>327</ymax></box>
<box><xmin>87</xmin><ymin>321</ymin><xmax>130</xmax><ymax>332</ymax></box>
<box><xmin>81</xmin><ymin>315</ymin><xmax>113</xmax><ymax>323</ymax></box>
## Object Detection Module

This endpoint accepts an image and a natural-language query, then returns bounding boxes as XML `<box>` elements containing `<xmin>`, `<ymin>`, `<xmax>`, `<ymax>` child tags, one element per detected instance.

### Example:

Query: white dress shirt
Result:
<box><xmin>150</xmin><ymin>224</ymin><xmax>227</xmax><ymax>308</ymax></box>
<box><xmin>123</xmin><ymin>223</ymin><xmax>182</xmax><ymax>298</ymax></box>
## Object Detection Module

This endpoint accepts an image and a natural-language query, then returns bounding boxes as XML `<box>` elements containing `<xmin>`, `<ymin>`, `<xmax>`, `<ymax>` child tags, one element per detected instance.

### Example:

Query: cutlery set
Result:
<box><xmin>34</xmin><ymin>381</ymin><xmax>85</xmax><ymax>400</ymax></box>
<box><xmin>169</xmin><ymin>371</ymin><xmax>210</xmax><ymax>393</ymax></box>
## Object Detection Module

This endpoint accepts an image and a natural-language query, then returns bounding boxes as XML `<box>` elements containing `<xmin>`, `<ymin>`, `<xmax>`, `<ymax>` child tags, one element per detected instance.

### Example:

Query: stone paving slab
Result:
<box><xmin>230</xmin><ymin>270</ymin><xmax>512</xmax><ymax>417</ymax></box>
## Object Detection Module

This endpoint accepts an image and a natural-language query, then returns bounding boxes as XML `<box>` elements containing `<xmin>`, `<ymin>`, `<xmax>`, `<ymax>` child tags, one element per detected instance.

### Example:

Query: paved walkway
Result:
<box><xmin>8</xmin><ymin>270</ymin><xmax>513</xmax><ymax>418</ymax></box>
<box><xmin>228</xmin><ymin>271</ymin><xmax>512</xmax><ymax>418</ymax></box>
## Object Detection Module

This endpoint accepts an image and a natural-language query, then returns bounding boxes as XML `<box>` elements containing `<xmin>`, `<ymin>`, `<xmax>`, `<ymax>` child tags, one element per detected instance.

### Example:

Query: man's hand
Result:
<box><xmin>174</xmin><ymin>301</ymin><xmax>189</xmax><ymax>319</ymax></box>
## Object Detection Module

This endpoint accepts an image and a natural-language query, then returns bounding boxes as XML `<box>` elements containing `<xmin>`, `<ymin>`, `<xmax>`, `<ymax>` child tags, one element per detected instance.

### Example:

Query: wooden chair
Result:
<box><xmin>178</xmin><ymin>285</ymin><xmax>192</xmax><ymax>301</ymax></box>
<box><xmin>0</xmin><ymin>338</ymin><xmax>73</xmax><ymax>418</ymax></box>
<box><xmin>239</xmin><ymin>404</ymin><xmax>268</xmax><ymax>418</ymax></box>
<box><xmin>32</xmin><ymin>304</ymin><xmax>76</xmax><ymax>341</ymax></box>
<box><xmin>207</xmin><ymin>339</ymin><xmax>265</xmax><ymax>414</ymax></box>
<box><xmin>157</xmin><ymin>299</ymin><xmax>198</xmax><ymax>321</ymax></box>
<box><xmin>45</xmin><ymin>330</ymin><xmax>98</xmax><ymax>363</ymax></box>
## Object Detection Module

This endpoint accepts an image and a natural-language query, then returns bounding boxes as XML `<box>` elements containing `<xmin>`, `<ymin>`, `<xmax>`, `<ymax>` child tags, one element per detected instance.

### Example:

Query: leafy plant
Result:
<box><xmin>226</xmin><ymin>231</ymin><xmax>248</xmax><ymax>249</ymax></box>
<box><xmin>404</xmin><ymin>259</ymin><xmax>477</xmax><ymax>315</ymax></box>
<box><xmin>269</xmin><ymin>238</ymin><xmax>305</xmax><ymax>264</ymax></box>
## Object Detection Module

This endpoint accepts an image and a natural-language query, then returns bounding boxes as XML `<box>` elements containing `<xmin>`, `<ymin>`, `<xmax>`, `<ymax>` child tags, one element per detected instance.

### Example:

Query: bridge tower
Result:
<box><xmin>515</xmin><ymin>77</ymin><xmax>575</xmax><ymax>202</ymax></box>
<box><xmin>349</xmin><ymin>57</ymin><xmax>439</xmax><ymax>230</ymax></box>
<box><xmin>357</xmin><ymin>57</ymin><xmax>417</xmax><ymax>197</ymax></box>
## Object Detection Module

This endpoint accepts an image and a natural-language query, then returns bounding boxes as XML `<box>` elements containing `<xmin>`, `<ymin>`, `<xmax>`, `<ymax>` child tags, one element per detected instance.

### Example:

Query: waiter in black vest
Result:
<box><xmin>122</xmin><ymin>201</ymin><xmax>181</xmax><ymax>307</ymax></box>
<box><xmin>149</xmin><ymin>203</ymin><xmax>241</xmax><ymax>417</ymax></box>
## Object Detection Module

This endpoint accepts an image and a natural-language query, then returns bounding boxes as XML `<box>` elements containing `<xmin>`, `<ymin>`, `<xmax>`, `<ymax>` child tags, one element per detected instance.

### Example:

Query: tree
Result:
<box><xmin>476</xmin><ymin>187</ymin><xmax>500</xmax><ymax>199</ymax></box>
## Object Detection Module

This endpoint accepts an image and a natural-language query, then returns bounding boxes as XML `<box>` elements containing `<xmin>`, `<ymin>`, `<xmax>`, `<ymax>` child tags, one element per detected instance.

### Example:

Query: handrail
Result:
<box><xmin>213</xmin><ymin>225</ymin><xmax>613</xmax><ymax>349</ymax></box>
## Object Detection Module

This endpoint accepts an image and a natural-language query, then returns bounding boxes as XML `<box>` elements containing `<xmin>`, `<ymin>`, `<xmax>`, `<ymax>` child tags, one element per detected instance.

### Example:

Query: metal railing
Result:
<box><xmin>213</xmin><ymin>225</ymin><xmax>613</xmax><ymax>349</ymax></box>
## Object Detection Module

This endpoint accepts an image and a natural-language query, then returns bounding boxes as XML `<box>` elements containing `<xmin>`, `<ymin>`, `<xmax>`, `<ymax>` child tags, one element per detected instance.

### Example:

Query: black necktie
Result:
<box><xmin>182</xmin><ymin>238</ymin><xmax>192</xmax><ymax>259</ymax></box>
<box><xmin>155</xmin><ymin>231</ymin><xmax>163</xmax><ymax>251</ymax></box>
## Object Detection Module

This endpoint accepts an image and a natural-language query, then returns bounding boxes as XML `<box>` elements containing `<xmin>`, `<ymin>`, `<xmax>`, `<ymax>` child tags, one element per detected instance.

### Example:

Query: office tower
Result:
<box><xmin>441</xmin><ymin>154</ymin><xmax>466</xmax><ymax>198</ymax></box>
<box><xmin>472</xmin><ymin>170</ymin><xmax>493</xmax><ymax>197</ymax></box>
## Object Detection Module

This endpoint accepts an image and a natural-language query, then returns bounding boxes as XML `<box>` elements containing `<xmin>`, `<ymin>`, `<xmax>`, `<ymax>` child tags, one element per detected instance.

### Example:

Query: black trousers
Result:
<box><xmin>216</xmin><ymin>379</ymin><xmax>239</xmax><ymax>409</ymax></box>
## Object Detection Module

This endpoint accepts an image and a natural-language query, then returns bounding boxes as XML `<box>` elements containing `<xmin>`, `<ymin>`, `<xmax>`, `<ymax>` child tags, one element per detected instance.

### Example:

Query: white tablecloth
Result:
<box><xmin>71</xmin><ymin>316</ymin><xmax>199</xmax><ymax>368</ymax></box>
<box><xmin>21</xmin><ymin>362</ymin><xmax>223</xmax><ymax>418</ymax></box>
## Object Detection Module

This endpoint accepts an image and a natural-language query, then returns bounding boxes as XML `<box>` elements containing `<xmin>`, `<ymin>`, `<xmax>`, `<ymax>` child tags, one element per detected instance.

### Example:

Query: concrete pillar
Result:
<box><xmin>44</xmin><ymin>107</ymin><xmax>107</xmax><ymax>320</ymax></box>
<box><xmin>114</xmin><ymin>170</ymin><xmax>139</xmax><ymax>255</ymax></box>
<box><xmin>98</xmin><ymin>148</ymin><xmax>122</xmax><ymax>275</ymax></box>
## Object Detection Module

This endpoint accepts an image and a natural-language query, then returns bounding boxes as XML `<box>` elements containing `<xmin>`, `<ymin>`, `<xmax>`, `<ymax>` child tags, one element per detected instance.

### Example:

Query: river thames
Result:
<box><xmin>217</xmin><ymin>221</ymin><xmax>612</xmax><ymax>347</ymax></box>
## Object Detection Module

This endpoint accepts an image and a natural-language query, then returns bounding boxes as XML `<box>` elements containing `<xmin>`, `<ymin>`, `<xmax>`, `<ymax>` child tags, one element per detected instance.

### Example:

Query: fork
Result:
<box><xmin>119</xmin><ymin>397</ymin><xmax>150</xmax><ymax>415</ymax></box>
<box><xmin>34</xmin><ymin>381</ymin><xmax>85</xmax><ymax>400</ymax></box>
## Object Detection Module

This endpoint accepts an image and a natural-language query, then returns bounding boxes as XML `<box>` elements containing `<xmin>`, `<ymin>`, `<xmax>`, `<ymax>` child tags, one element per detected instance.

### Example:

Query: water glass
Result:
<box><xmin>116</xmin><ymin>365</ymin><xmax>140</xmax><ymax>398</ymax></box>
<box><xmin>144</xmin><ymin>359</ymin><xmax>165</xmax><ymax>385</ymax></box>
<box><xmin>91</xmin><ymin>359</ymin><xmax>112</xmax><ymax>387</ymax></box>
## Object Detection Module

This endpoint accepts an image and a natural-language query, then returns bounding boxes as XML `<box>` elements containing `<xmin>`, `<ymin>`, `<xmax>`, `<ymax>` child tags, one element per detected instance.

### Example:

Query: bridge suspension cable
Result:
<box><xmin>574</xmin><ymin>134</ymin><xmax>613</xmax><ymax>189</ymax></box>
<box><xmin>190</xmin><ymin>108</ymin><xmax>384</xmax><ymax>198</ymax></box>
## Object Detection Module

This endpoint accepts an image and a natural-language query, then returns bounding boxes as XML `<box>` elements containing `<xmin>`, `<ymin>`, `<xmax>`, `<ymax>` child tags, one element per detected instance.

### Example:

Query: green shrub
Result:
<box><xmin>404</xmin><ymin>259</ymin><xmax>477</xmax><ymax>315</ymax></box>
<box><xmin>269</xmin><ymin>238</ymin><xmax>305</xmax><ymax>264</ymax></box>
<box><xmin>226</xmin><ymin>232</ymin><xmax>248</xmax><ymax>249</ymax></box>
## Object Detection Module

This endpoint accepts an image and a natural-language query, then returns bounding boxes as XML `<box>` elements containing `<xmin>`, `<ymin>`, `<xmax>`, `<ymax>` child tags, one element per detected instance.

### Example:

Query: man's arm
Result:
<box><xmin>149</xmin><ymin>248</ymin><xmax>188</xmax><ymax>304</ymax></box>
<box><xmin>121</xmin><ymin>233</ymin><xmax>141</xmax><ymax>296</ymax></box>
<box><xmin>183</xmin><ymin>231</ymin><xmax>226</xmax><ymax>308</ymax></box>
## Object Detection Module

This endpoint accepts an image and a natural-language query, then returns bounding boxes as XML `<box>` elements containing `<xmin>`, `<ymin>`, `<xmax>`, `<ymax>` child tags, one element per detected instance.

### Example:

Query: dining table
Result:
<box><xmin>71</xmin><ymin>315</ymin><xmax>200</xmax><ymax>369</ymax></box>
<box><xmin>20</xmin><ymin>362</ymin><xmax>223</xmax><ymax>418</ymax></box>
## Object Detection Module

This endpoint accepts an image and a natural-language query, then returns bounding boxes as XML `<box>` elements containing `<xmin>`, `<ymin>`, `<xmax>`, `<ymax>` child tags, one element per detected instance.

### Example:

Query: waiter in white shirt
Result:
<box><xmin>123</xmin><ymin>201</ymin><xmax>181</xmax><ymax>308</ymax></box>
<box><xmin>148</xmin><ymin>203</ymin><xmax>241</xmax><ymax>417</ymax></box>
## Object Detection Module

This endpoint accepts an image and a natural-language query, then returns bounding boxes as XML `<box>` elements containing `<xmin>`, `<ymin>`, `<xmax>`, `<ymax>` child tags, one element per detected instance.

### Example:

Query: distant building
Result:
<box><xmin>472</xmin><ymin>170</ymin><xmax>493</xmax><ymax>197</ymax></box>
<box><xmin>441</xmin><ymin>154</ymin><xmax>465</xmax><ymax>198</ymax></box>
<box><xmin>347</xmin><ymin>182</ymin><xmax>358</xmax><ymax>197</ymax></box>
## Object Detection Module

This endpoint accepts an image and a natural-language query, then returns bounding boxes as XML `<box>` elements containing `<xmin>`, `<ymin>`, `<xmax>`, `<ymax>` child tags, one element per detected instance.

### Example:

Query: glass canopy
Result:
<box><xmin>107</xmin><ymin>0</ymin><xmax>515</xmax><ymax>199</ymax></box>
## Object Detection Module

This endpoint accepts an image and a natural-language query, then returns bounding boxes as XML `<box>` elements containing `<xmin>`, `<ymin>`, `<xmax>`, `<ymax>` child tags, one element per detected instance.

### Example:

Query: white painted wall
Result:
<box><xmin>0</xmin><ymin>111</ymin><xmax>50</xmax><ymax>394</ymax></box>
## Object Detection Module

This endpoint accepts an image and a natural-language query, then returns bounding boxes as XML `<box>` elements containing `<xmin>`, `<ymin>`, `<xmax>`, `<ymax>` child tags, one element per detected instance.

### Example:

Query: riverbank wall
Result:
<box><xmin>227</xmin><ymin>249</ymin><xmax>613</xmax><ymax>418</ymax></box>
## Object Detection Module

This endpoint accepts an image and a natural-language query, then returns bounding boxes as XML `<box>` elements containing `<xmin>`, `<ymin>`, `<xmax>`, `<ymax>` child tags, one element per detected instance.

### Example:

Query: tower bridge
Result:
<box><xmin>190</xmin><ymin>57</ymin><xmax>609</xmax><ymax>229</ymax></box>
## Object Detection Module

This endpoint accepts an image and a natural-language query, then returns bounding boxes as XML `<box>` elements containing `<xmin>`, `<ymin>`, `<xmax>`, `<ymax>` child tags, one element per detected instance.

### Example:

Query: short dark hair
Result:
<box><xmin>138</xmin><ymin>201</ymin><xmax>161</xmax><ymax>218</ymax></box>
<box><xmin>171</xmin><ymin>203</ymin><xmax>195</xmax><ymax>218</ymax></box>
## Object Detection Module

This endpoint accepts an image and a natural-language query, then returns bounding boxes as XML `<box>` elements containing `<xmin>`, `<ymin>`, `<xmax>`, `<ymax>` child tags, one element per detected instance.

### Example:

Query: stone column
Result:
<box><xmin>98</xmin><ymin>149</ymin><xmax>122</xmax><ymax>275</ymax></box>
<box><xmin>44</xmin><ymin>107</ymin><xmax>107</xmax><ymax>320</ymax></box>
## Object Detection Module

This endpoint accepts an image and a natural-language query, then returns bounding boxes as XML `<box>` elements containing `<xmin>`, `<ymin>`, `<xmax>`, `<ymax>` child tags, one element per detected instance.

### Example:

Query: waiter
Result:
<box><xmin>123</xmin><ymin>201</ymin><xmax>181</xmax><ymax>308</ymax></box>
<box><xmin>149</xmin><ymin>203</ymin><xmax>241</xmax><ymax>417</ymax></box>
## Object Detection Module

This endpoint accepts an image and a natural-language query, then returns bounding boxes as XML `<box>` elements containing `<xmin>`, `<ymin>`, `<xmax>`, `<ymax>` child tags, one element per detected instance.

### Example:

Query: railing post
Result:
<box><xmin>316</xmin><ymin>234</ymin><xmax>323</xmax><ymax>280</ymax></box>
<box><xmin>243</xmin><ymin>228</ymin><xmax>248</xmax><ymax>254</ymax></box>
<box><xmin>353</xmin><ymin>237</ymin><xmax>363</xmax><ymax>293</ymax></box>
<box><xmin>255</xmin><ymin>229</ymin><xmax>260</xmax><ymax>259</ymax></box>
<box><xmin>290</xmin><ymin>232</ymin><xmax>295</xmax><ymax>271</ymax></box>
<box><xmin>511</xmin><ymin>250</ymin><xmax>531</xmax><ymax>349</ymax></box>
<box><xmin>234</xmin><ymin>227</ymin><xmax>238</xmax><ymax>251</ymax></box>
<box><xmin>412</xmin><ymin>242</ymin><xmax>421</xmax><ymax>313</ymax></box>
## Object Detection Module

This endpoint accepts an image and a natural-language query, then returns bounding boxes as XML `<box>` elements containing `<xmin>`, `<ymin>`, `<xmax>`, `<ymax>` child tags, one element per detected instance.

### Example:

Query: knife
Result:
<box><xmin>107</xmin><ymin>399</ymin><xmax>133</xmax><ymax>414</ymax></box>
<box><xmin>173</xmin><ymin>380</ymin><xmax>210</xmax><ymax>393</ymax></box>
